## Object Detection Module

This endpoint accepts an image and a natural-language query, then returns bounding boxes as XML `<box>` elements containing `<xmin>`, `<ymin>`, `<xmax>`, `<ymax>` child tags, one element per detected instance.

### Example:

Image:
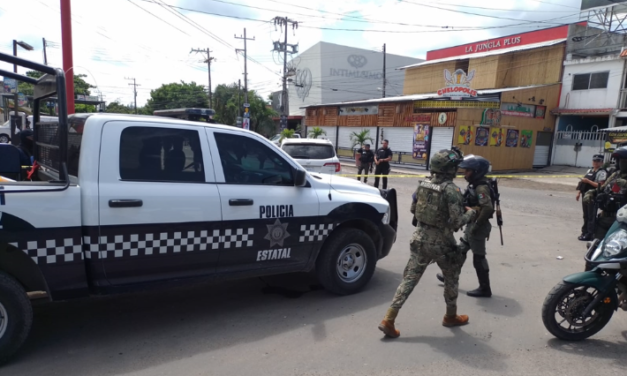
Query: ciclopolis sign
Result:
<box><xmin>438</xmin><ymin>69</ymin><xmax>477</xmax><ymax>99</ymax></box>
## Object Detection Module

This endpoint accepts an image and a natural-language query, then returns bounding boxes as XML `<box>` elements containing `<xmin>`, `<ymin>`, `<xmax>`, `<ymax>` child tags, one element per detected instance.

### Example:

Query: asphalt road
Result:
<box><xmin>5</xmin><ymin>168</ymin><xmax>627</xmax><ymax>376</ymax></box>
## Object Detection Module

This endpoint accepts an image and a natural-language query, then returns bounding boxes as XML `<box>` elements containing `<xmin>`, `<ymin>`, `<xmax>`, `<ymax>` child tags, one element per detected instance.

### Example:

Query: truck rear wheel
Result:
<box><xmin>316</xmin><ymin>228</ymin><xmax>377</xmax><ymax>295</ymax></box>
<box><xmin>0</xmin><ymin>271</ymin><xmax>33</xmax><ymax>365</ymax></box>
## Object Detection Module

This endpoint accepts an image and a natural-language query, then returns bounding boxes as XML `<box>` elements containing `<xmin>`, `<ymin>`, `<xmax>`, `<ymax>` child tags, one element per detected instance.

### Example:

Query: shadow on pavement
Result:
<box><xmin>393</xmin><ymin>328</ymin><xmax>509</xmax><ymax>372</ymax></box>
<box><xmin>6</xmin><ymin>268</ymin><xmax>400</xmax><ymax>375</ymax></box>
<box><xmin>547</xmin><ymin>333</ymin><xmax>627</xmax><ymax>368</ymax></box>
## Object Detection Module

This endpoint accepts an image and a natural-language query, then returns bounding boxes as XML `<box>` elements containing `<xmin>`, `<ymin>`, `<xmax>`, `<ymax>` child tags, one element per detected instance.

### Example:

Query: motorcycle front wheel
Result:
<box><xmin>542</xmin><ymin>281</ymin><xmax>615</xmax><ymax>341</ymax></box>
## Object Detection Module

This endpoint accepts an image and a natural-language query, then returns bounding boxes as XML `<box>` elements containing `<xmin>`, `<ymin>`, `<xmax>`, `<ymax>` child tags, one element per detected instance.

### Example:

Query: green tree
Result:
<box><xmin>213</xmin><ymin>83</ymin><xmax>277</xmax><ymax>135</ymax></box>
<box><xmin>105</xmin><ymin>101</ymin><xmax>134</xmax><ymax>114</ymax></box>
<box><xmin>17</xmin><ymin>70</ymin><xmax>95</xmax><ymax>97</ymax></box>
<box><xmin>146</xmin><ymin>81</ymin><xmax>208</xmax><ymax>113</ymax></box>
<box><xmin>308</xmin><ymin>126</ymin><xmax>327</xmax><ymax>139</ymax></box>
<box><xmin>350</xmin><ymin>129</ymin><xmax>374</xmax><ymax>148</ymax></box>
<box><xmin>279</xmin><ymin>129</ymin><xmax>295</xmax><ymax>143</ymax></box>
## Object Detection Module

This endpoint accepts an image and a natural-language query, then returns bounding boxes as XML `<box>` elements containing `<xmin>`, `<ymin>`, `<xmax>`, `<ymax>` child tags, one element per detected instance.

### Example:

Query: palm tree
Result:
<box><xmin>308</xmin><ymin>126</ymin><xmax>327</xmax><ymax>139</ymax></box>
<box><xmin>350</xmin><ymin>129</ymin><xmax>374</xmax><ymax>148</ymax></box>
<box><xmin>279</xmin><ymin>129</ymin><xmax>296</xmax><ymax>143</ymax></box>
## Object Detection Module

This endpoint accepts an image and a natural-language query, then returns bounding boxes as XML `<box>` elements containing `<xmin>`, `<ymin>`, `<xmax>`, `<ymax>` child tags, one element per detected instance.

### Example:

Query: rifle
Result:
<box><xmin>491</xmin><ymin>178</ymin><xmax>504</xmax><ymax>245</ymax></box>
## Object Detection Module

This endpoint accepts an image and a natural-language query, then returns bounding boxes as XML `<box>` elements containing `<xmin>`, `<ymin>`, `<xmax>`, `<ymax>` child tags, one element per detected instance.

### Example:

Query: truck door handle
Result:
<box><xmin>109</xmin><ymin>199</ymin><xmax>143</xmax><ymax>208</ymax></box>
<box><xmin>229</xmin><ymin>199</ymin><xmax>253</xmax><ymax>206</ymax></box>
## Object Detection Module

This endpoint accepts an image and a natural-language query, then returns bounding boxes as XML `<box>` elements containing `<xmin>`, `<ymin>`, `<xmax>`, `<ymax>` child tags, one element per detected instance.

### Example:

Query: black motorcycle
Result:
<box><xmin>542</xmin><ymin>206</ymin><xmax>627</xmax><ymax>341</ymax></box>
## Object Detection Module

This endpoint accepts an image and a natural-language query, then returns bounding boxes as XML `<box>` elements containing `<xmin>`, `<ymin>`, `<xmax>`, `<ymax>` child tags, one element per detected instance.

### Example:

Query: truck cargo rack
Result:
<box><xmin>0</xmin><ymin>51</ymin><xmax>69</xmax><ymax>189</ymax></box>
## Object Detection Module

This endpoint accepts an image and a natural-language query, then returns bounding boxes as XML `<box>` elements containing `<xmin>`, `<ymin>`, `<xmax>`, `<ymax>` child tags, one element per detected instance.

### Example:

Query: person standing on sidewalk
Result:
<box><xmin>577</xmin><ymin>154</ymin><xmax>607</xmax><ymax>241</ymax></box>
<box><xmin>356</xmin><ymin>144</ymin><xmax>374</xmax><ymax>183</ymax></box>
<box><xmin>374</xmin><ymin>140</ymin><xmax>393</xmax><ymax>189</ymax></box>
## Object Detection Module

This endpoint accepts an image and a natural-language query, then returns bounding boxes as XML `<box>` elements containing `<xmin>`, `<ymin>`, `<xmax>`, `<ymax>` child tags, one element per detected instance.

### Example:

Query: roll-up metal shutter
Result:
<box><xmin>379</xmin><ymin>127</ymin><xmax>414</xmax><ymax>153</ymax></box>
<box><xmin>533</xmin><ymin>132</ymin><xmax>552</xmax><ymax>167</ymax></box>
<box><xmin>428</xmin><ymin>127</ymin><xmax>455</xmax><ymax>169</ymax></box>
<box><xmin>338</xmin><ymin>127</ymin><xmax>377</xmax><ymax>149</ymax></box>
<box><xmin>308</xmin><ymin>126</ymin><xmax>337</xmax><ymax>147</ymax></box>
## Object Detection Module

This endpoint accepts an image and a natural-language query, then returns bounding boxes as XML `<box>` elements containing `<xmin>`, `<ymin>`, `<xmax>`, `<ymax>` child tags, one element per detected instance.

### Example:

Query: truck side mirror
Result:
<box><xmin>295</xmin><ymin>169</ymin><xmax>307</xmax><ymax>187</ymax></box>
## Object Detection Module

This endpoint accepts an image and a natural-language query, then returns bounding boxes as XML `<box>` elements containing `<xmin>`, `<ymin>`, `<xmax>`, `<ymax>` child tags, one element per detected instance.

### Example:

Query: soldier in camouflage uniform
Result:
<box><xmin>585</xmin><ymin>146</ymin><xmax>627</xmax><ymax>240</ymax></box>
<box><xmin>436</xmin><ymin>155</ymin><xmax>494</xmax><ymax>298</ymax></box>
<box><xmin>378</xmin><ymin>148</ymin><xmax>476</xmax><ymax>338</ymax></box>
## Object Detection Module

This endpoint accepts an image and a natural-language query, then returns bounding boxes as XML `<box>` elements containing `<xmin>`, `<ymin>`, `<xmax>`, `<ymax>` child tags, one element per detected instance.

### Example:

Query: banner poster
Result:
<box><xmin>520</xmin><ymin>130</ymin><xmax>533</xmax><ymax>148</ymax></box>
<box><xmin>506</xmin><ymin>129</ymin><xmax>519</xmax><ymax>147</ymax></box>
<box><xmin>413</xmin><ymin>123</ymin><xmax>430</xmax><ymax>160</ymax></box>
<box><xmin>458</xmin><ymin>125</ymin><xmax>474</xmax><ymax>145</ymax></box>
<box><xmin>475</xmin><ymin>127</ymin><xmax>490</xmax><ymax>146</ymax></box>
<box><xmin>490</xmin><ymin>128</ymin><xmax>505</xmax><ymax>146</ymax></box>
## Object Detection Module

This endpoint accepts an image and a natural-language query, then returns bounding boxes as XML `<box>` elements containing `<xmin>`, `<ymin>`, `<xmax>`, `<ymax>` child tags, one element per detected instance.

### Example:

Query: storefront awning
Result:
<box><xmin>600</xmin><ymin>126</ymin><xmax>627</xmax><ymax>132</ymax></box>
<box><xmin>551</xmin><ymin>108</ymin><xmax>614</xmax><ymax>116</ymax></box>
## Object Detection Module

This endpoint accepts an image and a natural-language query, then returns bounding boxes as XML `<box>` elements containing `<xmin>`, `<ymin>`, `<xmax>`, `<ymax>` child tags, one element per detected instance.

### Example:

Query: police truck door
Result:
<box><xmin>208</xmin><ymin>130</ymin><xmax>320</xmax><ymax>273</ymax></box>
<box><xmin>97</xmin><ymin>121</ymin><xmax>222</xmax><ymax>285</ymax></box>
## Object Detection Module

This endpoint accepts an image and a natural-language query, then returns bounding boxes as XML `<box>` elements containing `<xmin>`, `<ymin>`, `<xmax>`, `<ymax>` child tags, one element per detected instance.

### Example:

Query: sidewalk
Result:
<box><xmin>339</xmin><ymin>159</ymin><xmax>586</xmax><ymax>188</ymax></box>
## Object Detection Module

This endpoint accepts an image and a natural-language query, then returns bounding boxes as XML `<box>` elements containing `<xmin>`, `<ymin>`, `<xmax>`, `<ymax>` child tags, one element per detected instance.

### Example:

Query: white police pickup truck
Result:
<box><xmin>0</xmin><ymin>53</ymin><xmax>398</xmax><ymax>364</ymax></box>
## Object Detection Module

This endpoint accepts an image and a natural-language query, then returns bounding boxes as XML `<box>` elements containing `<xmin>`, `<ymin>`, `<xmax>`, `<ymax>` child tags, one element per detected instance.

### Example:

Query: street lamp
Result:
<box><xmin>11</xmin><ymin>40</ymin><xmax>34</xmax><ymax>144</ymax></box>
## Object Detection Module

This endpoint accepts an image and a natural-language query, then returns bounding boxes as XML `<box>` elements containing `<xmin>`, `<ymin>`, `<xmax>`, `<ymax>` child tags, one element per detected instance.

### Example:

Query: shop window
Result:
<box><xmin>455</xmin><ymin>59</ymin><xmax>469</xmax><ymax>72</ymax></box>
<box><xmin>573</xmin><ymin>72</ymin><xmax>609</xmax><ymax>90</ymax></box>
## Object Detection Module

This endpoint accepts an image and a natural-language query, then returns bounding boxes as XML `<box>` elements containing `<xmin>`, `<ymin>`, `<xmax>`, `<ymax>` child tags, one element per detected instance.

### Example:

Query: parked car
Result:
<box><xmin>0</xmin><ymin>115</ymin><xmax>58</xmax><ymax>143</ymax></box>
<box><xmin>281</xmin><ymin>138</ymin><xmax>341</xmax><ymax>174</ymax></box>
<box><xmin>270</xmin><ymin>132</ymin><xmax>301</xmax><ymax>147</ymax></box>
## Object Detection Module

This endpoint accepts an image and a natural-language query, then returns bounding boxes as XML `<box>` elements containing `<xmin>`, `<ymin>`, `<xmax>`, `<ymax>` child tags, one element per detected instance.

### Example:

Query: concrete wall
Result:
<box><xmin>552</xmin><ymin>140</ymin><xmax>602</xmax><ymax>168</ymax></box>
<box><xmin>289</xmin><ymin>42</ymin><xmax>422</xmax><ymax>116</ymax></box>
<box><xmin>560</xmin><ymin>56</ymin><xmax>625</xmax><ymax>109</ymax></box>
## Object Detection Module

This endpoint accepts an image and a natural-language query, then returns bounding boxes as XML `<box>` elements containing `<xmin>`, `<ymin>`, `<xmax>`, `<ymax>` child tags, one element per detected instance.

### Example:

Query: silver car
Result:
<box><xmin>281</xmin><ymin>138</ymin><xmax>341</xmax><ymax>175</ymax></box>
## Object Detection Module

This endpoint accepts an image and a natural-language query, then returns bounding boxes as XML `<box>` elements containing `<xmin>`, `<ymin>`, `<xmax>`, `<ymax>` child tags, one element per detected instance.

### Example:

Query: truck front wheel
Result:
<box><xmin>0</xmin><ymin>271</ymin><xmax>33</xmax><ymax>365</ymax></box>
<box><xmin>316</xmin><ymin>228</ymin><xmax>377</xmax><ymax>295</ymax></box>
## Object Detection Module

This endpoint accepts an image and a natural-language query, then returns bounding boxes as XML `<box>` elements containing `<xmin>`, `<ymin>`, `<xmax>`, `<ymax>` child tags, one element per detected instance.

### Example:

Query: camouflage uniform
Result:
<box><xmin>390</xmin><ymin>175</ymin><xmax>475</xmax><ymax>312</ymax></box>
<box><xmin>461</xmin><ymin>180</ymin><xmax>493</xmax><ymax>257</ymax></box>
<box><xmin>589</xmin><ymin>170</ymin><xmax>627</xmax><ymax>239</ymax></box>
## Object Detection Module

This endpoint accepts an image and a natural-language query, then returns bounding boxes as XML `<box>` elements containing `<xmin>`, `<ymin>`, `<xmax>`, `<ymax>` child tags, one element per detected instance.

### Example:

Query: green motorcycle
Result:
<box><xmin>542</xmin><ymin>207</ymin><xmax>627</xmax><ymax>341</ymax></box>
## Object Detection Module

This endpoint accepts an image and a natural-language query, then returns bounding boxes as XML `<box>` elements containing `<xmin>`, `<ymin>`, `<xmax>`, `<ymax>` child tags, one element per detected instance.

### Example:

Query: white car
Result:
<box><xmin>0</xmin><ymin>115</ymin><xmax>58</xmax><ymax>143</ymax></box>
<box><xmin>270</xmin><ymin>132</ymin><xmax>301</xmax><ymax>147</ymax></box>
<box><xmin>281</xmin><ymin>138</ymin><xmax>341</xmax><ymax>174</ymax></box>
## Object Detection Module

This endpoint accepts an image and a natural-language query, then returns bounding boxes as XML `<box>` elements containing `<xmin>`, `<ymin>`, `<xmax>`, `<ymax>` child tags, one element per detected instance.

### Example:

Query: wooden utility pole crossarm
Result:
<box><xmin>125</xmin><ymin>77</ymin><xmax>140</xmax><ymax>114</ymax></box>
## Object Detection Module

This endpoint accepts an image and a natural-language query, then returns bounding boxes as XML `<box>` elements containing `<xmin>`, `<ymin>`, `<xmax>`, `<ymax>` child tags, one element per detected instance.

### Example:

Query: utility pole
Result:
<box><xmin>272</xmin><ymin>17</ymin><xmax>299</xmax><ymax>130</ymax></box>
<box><xmin>42</xmin><ymin>38</ymin><xmax>48</xmax><ymax>65</ymax></box>
<box><xmin>191</xmin><ymin>47</ymin><xmax>215</xmax><ymax>108</ymax></box>
<box><xmin>235</xmin><ymin>29</ymin><xmax>254</xmax><ymax>105</ymax></box>
<box><xmin>125</xmin><ymin>77</ymin><xmax>140</xmax><ymax>114</ymax></box>
<box><xmin>382</xmin><ymin>43</ymin><xmax>386</xmax><ymax>98</ymax></box>
<box><xmin>61</xmin><ymin>0</ymin><xmax>75</xmax><ymax>115</ymax></box>
<box><xmin>235</xmin><ymin>29</ymin><xmax>255</xmax><ymax>130</ymax></box>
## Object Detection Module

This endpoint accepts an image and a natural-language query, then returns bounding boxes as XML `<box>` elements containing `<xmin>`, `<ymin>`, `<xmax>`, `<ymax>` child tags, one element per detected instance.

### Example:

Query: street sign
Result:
<box><xmin>3</xmin><ymin>78</ymin><xmax>17</xmax><ymax>93</ymax></box>
<box><xmin>244</xmin><ymin>111</ymin><xmax>250</xmax><ymax>118</ymax></box>
<box><xmin>243</xmin><ymin>118</ymin><xmax>250</xmax><ymax>130</ymax></box>
<box><xmin>243</xmin><ymin>103</ymin><xmax>250</xmax><ymax>108</ymax></box>
<box><xmin>236</xmin><ymin>116</ymin><xmax>243</xmax><ymax>127</ymax></box>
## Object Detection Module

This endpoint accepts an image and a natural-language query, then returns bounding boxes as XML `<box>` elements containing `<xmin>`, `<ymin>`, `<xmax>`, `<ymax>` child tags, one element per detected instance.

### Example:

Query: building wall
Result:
<box><xmin>403</xmin><ymin>62</ymin><xmax>457</xmax><ymax>95</ymax></box>
<box><xmin>290</xmin><ymin>42</ymin><xmax>422</xmax><ymax>116</ymax></box>
<box><xmin>403</xmin><ymin>44</ymin><xmax>565</xmax><ymax>95</ymax></box>
<box><xmin>288</xmin><ymin>42</ymin><xmax>323</xmax><ymax>117</ymax></box>
<box><xmin>455</xmin><ymin>84</ymin><xmax>561</xmax><ymax>171</ymax></box>
<box><xmin>560</xmin><ymin>55</ymin><xmax>625</xmax><ymax>109</ymax></box>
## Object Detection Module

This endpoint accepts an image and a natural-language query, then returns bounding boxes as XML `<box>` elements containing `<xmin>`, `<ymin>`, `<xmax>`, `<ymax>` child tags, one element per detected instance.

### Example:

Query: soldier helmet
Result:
<box><xmin>612</xmin><ymin>146</ymin><xmax>627</xmax><ymax>160</ymax></box>
<box><xmin>459</xmin><ymin>154</ymin><xmax>491</xmax><ymax>182</ymax></box>
<box><xmin>430</xmin><ymin>148</ymin><xmax>464</xmax><ymax>175</ymax></box>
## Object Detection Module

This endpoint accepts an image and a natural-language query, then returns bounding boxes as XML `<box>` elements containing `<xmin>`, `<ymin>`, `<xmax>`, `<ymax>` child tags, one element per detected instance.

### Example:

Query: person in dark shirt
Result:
<box><xmin>374</xmin><ymin>139</ymin><xmax>393</xmax><ymax>189</ymax></box>
<box><xmin>356</xmin><ymin>143</ymin><xmax>375</xmax><ymax>183</ymax></box>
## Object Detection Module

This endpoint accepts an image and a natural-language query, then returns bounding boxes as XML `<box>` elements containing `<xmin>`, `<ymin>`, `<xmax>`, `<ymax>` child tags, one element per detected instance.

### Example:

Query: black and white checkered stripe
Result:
<box><xmin>299</xmin><ymin>224</ymin><xmax>334</xmax><ymax>243</ymax></box>
<box><xmin>92</xmin><ymin>228</ymin><xmax>255</xmax><ymax>260</ymax></box>
<box><xmin>10</xmin><ymin>238</ymin><xmax>83</xmax><ymax>265</ymax></box>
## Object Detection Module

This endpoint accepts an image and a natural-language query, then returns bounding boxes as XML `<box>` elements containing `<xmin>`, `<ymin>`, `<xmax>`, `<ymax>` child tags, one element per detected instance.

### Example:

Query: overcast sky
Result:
<box><xmin>0</xmin><ymin>0</ymin><xmax>584</xmax><ymax>107</ymax></box>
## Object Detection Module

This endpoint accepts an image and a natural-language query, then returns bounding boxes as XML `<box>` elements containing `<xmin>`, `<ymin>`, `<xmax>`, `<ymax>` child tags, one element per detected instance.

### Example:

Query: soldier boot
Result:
<box><xmin>378</xmin><ymin>307</ymin><xmax>400</xmax><ymax>338</ymax></box>
<box><xmin>467</xmin><ymin>255</ymin><xmax>492</xmax><ymax>298</ymax></box>
<box><xmin>442</xmin><ymin>306</ymin><xmax>469</xmax><ymax>327</ymax></box>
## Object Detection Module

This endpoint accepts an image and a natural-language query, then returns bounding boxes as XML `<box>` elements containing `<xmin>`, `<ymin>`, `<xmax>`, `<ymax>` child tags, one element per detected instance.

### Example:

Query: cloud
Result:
<box><xmin>0</xmin><ymin>0</ymin><xmax>582</xmax><ymax>108</ymax></box>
